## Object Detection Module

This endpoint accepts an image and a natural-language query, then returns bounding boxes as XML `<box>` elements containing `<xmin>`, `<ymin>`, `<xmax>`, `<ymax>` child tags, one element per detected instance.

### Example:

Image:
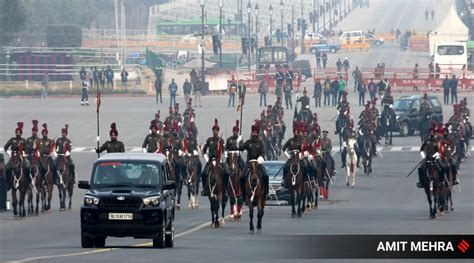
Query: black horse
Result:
<box><xmin>336</xmin><ymin>115</ymin><xmax>350</xmax><ymax>150</ymax></box>
<box><xmin>380</xmin><ymin>105</ymin><xmax>396</xmax><ymax>145</ymax></box>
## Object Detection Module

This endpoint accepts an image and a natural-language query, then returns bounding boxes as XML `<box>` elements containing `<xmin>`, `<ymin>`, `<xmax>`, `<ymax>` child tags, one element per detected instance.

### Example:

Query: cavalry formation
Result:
<box><xmin>3</xmin><ymin>91</ymin><xmax>471</xmax><ymax>234</ymax></box>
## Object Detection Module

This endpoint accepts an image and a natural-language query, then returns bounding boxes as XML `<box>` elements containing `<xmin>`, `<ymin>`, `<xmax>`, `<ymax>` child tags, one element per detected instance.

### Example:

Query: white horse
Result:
<box><xmin>345</xmin><ymin>138</ymin><xmax>358</xmax><ymax>188</ymax></box>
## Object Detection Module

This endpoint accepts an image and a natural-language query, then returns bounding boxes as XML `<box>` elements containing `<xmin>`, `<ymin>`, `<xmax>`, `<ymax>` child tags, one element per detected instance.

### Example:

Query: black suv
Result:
<box><xmin>79</xmin><ymin>153</ymin><xmax>175</xmax><ymax>248</ymax></box>
<box><xmin>393</xmin><ymin>95</ymin><xmax>443</xmax><ymax>136</ymax></box>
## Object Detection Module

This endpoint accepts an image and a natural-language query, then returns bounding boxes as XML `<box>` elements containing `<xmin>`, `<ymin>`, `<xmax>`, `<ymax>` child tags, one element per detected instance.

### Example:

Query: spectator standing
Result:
<box><xmin>336</xmin><ymin>58</ymin><xmax>343</xmax><ymax>72</ymax></box>
<box><xmin>155</xmin><ymin>77</ymin><xmax>163</xmax><ymax>104</ymax></box>
<box><xmin>315</xmin><ymin>50</ymin><xmax>322</xmax><ymax>69</ymax></box>
<box><xmin>337</xmin><ymin>76</ymin><xmax>347</xmax><ymax>102</ymax></box>
<box><xmin>322</xmin><ymin>52</ymin><xmax>328</xmax><ymax>68</ymax></box>
<box><xmin>79</xmin><ymin>66</ymin><xmax>87</xmax><ymax>81</ymax></box>
<box><xmin>258</xmin><ymin>79</ymin><xmax>268</xmax><ymax>106</ymax></box>
<box><xmin>120</xmin><ymin>68</ymin><xmax>129</xmax><ymax>89</ymax></box>
<box><xmin>331</xmin><ymin>77</ymin><xmax>339</xmax><ymax>106</ymax></box>
<box><xmin>238</xmin><ymin>79</ymin><xmax>247</xmax><ymax>106</ymax></box>
<box><xmin>193</xmin><ymin>80</ymin><xmax>203</xmax><ymax>107</ymax></box>
<box><xmin>105</xmin><ymin>65</ymin><xmax>114</xmax><ymax>88</ymax></box>
<box><xmin>183</xmin><ymin>79</ymin><xmax>192</xmax><ymax>103</ymax></box>
<box><xmin>413</xmin><ymin>63</ymin><xmax>419</xmax><ymax>79</ymax></box>
<box><xmin>323</xmin><ymin>76</ymin><xmax>332</xmax><ymax>106</ymax></box>
<box><xmin>41</xmin><ymin>73</ymin><xmax>50</xmax><ymax>99</ymax></box>
<box><xmin>168</xmin><ymin>78</ymin><xmax>178</xmax><ymax>108</ymax></box>
<box><xmin>88</xmin><ymin>66</ymin><xmax>94</xmax><ymax>87</ymax></box>
<box><xmin>313</xmin><ymin>79</ymin><xmax>322</xmax><ymax>107</ymax></box>
<box><xmin>368</xmin><ymin>78</ymin><xmax>377</xmax><ymax>101</ymax></box>
<box><xmin>352</xmin><ymin>66</ymin><xmax>362</xmax><ymax>92</ymax></box>
<box><xmin>81</xmin><ymin>79</ymin><xmax>89</xmax><ymax>106</ymax></box>
<box><xmin>357</xmin><ymin>79</ymin><xmax>367</xmax><ymax>106</ymax></box>
<box><xmin>442</xmin><ymin>75</ymin><xmax>450</xmax><ymax>104</ymax></box>
<box><xmin>228</xmin><ymin>80</ymin><xmax>237</xmax><ymax>107</ymax></box>
<box><xmin>450</xmin><ymin>75</ymin><xmax>458</xmax><ymax>104</ymax></box>
<box><xmin>343</xmin><ymin>57</ymin><xmax>350</xmax><ymax>72</ymax></box>
<box><xmin>99</xmin><ymin>68</ymin><xmax>105</xmax><ymax>89</ymax></box>
<box><xmin>93</xmin><ymin>66</ymin><xmax>100</xmax><ymax>89</ymax></box>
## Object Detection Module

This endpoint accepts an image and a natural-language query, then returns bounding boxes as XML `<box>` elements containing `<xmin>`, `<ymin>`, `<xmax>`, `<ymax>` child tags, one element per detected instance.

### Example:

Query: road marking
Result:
<box><xmin>72</xmin><ymin>147</ymin><xmax>86</xmax><ymax>152</ymax></box>
<box><xmin>10</xmin><ymin>211</ymin><xmax>247</xmax><ymax>262</ymax></box>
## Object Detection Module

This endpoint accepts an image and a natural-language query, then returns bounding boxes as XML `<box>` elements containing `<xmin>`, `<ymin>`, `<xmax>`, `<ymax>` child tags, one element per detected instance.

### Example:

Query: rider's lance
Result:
<box><xmin>96</xmin><ymin>90</ymin><xmax>101</xmax><ymax>158</ymax></box>
<box><xmin>406</xmin><ymin>159</ymin><xmax>425</xmax><ymax>178</ymax></box>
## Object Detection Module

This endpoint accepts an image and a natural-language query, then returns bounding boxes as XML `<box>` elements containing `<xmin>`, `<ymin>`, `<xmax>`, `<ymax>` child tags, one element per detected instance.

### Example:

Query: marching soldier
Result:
<box><xmin>296</xmin><ymin>87</ymin><xmax>311</xmax><ymax>110</ymax></box>
<box><xmin>4</xmin><ymin>122</ymin><xmax>28</xmax><ymax>191</ymax></box>
<box><xmin>38</xmin><ymin>123</ymin><xmax>60</xmax><ymax>185</ymax></box>
<box><xmin>142</xmin><ymin>120</ymin><xmax>161</xmax><ymax>153</ymax></box>
<box><xmin>311</xmin><ymin>113</ymin><xmax>321</xmax><ymax>139</ymax></box>
<box><xmin>200</xmin><ymin>119</ymin><xmax>229</xmax><ymax>196</ymax></box>
<box><xmin>225</xmin><ymin>120</ymin><xmax>245</xmax><ymax>170</ymax></box>
<box><xmin>174</xmin><ymin>103</ymin><xmax>182</xmax><ymax>122</ymax></box>
<box><xmin>272</xmin><ymin>96</ymin><xmax>284</xmax><ymax>117</ymax></box>
<box><xmin>183</xmin><ymin>98</ymin><xmax>195</xmax><ymax>121</ymax></box>
<box><xmin>164</xmin><ymin>106</ymin><xmax>175</xmax><ymax>126</ymax></box>
<box><xmin>419</xmin><ymin>93</ymin><xmax>432</xmax><ymax>118</ymax></box>
<box><xmin>285</xmin><ymin>65</ymin><xmax>294</xmax><ymax>90</ymax></box>
<box><xmin>159</xmin><ymin>124</ymin><xmax>173</xmax><ymax>153</ymax></box>
<box><xmin>154</xmin><ymin>110</ymin><xmax>163</xmax><ymax>131</ymax></box>
<box><xmin>55</xmin><ymin>124</ymin><xmax>76</xmax><ymax>183</ymax></box>
<box><xmin>96</xmin><ymin>123</ymin><xmax>125</xmax><ymax>154</ymax></box>
<box><xmin>239</xmin><ymin>122</ymin><xmax>269</xmax><ymax>198</ymax></box>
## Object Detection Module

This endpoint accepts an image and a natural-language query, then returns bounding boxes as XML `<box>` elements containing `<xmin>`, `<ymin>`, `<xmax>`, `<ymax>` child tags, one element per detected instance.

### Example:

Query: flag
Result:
<box><xmin>96</xmin><ymin>92</ymin><xmax>101</xmax><ymax>113</ymax></box>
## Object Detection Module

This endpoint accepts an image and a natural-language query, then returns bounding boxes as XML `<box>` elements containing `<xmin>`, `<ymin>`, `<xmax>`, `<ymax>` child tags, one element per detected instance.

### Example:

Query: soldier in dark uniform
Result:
<box><xmin>55</xmin><ymin>124</ymin><xmax>76</xmax><ymax>183</ymax></box>
<box><xmin>37</xmin><ymin>123</ymin><xmax>60</xmax><ymax>185</ymax></box>
<box><xmin>296</xmin><ymin>87</ymin><xmax>310</xmax><ymax>110</ymax></box>
<box><xmin>200</xmin><ymin>119</ymin><xmax>229</xmax><ymax>196</ymax></box>
<box><xmin>239</xmin><ymin>122</ymin><xmax>269</xmax><ymax>198</ymax></box>
<box><xmin>275</xmin><ymin>68</ymin><xmax>284</xmax><ymax>95</ymax></box>
<box><xmin>174</xmin><ymin>103</ymin><xmax>182</xmax><ymax>123</ymax></box>
<box><xmin>340</xmin><ymin>120</ymin><xmax>359</xmax><ymax>168</ymax></box>
<box><xmin>96</xmin><ymin>123</ymin><xmax>125</xmax><ymax>154</ymax></box>
<box><xmin>183</xmin><ymin>98</ymin><xmax>195</xmax><ymax>121</ymax></box>
<box><xmin>381</xmin><ymin>86</ymin><xmax>394</xmax><ymax>107</ymax></box>
<box><xmin>335</xmin><ymin>92</ymin><xmax>350</xmax><ymax>135</ymax></box>
<box><xmin>170</xmin><ymin>122</ymin><xmax>184</xmax><ymax>182</ymax></box>
<box><xmin>25</xmin><ymin>120</ymin><xmax>39</xmax><ymax>159</ymax></box>
<box><xmin>285</xmin><ymin>65</ymin><xmax>294</xmax><ymax>90</ymax></box>
<box><xmin>438</xmin><ymin>125</ymin><xmax>459</xmax><ymax>185</ymax></box>
<box><xmin>164</xmin><ymin>106</ymin><xmax>175</xmax><ymax>127</ymax></box>
<box><xmin>4</xmin><ymin>122</ymin><xmax>28</xmax><ymax>191</ymax></box>
<box><xmin>183</xmin><ymin>125</ymin><xmax>202</xmax><ymax>175</ymax></box>
<box><xmin>225</xmin><ymin>120</ymin><xmax>245</xmax><ymax>170</ymax></box>
<box><xmin>319</xmin><ymin>130</ymin><xmax>336</xmax><ymax>175</ymax></box>
<box><xmin>370</xmin><ymin>98</ymin><xmax>380</xmax><ymax>141</ymax></box>
<box><xmin>272</xmin><ymin>96</ymin><xmax>284</xmax><ymax>117</ymax></box>
<box><xmin>154</xmin><ymin>110</ymin><xmax>164</xmax><ymax>131</ymax></box>
<box><xmin>159</xmin><ymin>124</ymin><xmax>173</xmax><ymax>154</ymax></box>
<box><xmin>281</xmin><ymin>122</ymin><xmax>309</xmax><ymax>187</ymax></box>
<box><xmin>417</xmin><ymin>126</ymin><xmax>440</xmax><ymax>188</ymax></box>
<box><xmin>142</xmin><ymin>120</ymin><xmax>161</xmax><ymax>153</ymax></box>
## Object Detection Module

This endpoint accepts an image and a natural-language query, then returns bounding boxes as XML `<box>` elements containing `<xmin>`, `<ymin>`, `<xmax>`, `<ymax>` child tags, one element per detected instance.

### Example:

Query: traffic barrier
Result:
<box><xmin>341</xmin><ymin>42</ymin><xmax>370</xmax><ymax>52</ymax></box>
<box><xmin>409</xmin><ymin>39</ymin><xmax>429</xmax><ymax>52</ymax></box>
<box><xmin>377</xmin><ymin>33</ymin><xmax>396</xmax><ymax>43</ymax></box>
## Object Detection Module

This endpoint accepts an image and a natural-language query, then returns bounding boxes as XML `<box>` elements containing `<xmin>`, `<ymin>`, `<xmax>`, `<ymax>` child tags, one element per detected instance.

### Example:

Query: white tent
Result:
<box><xmin>428</xmin><ymin>6</ymin><xmax>469</xmax><ymax>54</ymax></box>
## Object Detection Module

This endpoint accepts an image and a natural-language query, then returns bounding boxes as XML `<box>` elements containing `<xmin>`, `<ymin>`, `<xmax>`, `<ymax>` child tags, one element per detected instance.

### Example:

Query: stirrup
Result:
<box><xmin>416</xmin><ymin>182</ymin><xmax>423</xmax><ymax>188</ymax></box>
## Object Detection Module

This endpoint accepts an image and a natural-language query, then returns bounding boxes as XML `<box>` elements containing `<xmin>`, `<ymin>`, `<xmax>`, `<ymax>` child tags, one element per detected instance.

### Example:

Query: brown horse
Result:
<box><xmin>183</xmin><ymin>155</ymin><xmax>200</xmax><ymax>209</ymax></box>
<box><xmin>438</xmin><ymin>147</ymin><xmax>455</xmax><ymax>214</ymax></box>
<box><xmin>56</xmin><ymin>154</ymin><xmax>74</xmax><ymax>211</ymax></box>
<box><xmin>245</xmin><ymin>160</ymin><xmax>265</xmax><ymax>234</ymax></box>
<box><xmin>29</xmin><ymin>155</ymin><xmax>46</xmax><ymax>215</ymax></box>
<box><xmin>285</xmin><ymin>150</ymin><xmax>305</xmax><ymax>218</ymax></box>
<box><xmin>227</xmin><ymin>151</ymin><xmax>243</xmax><ymax>220</ymax></box>
<box><xmin>205</xmin><ymin>159</ymin><xmax>225</xmax><ymax>228</ymax></box>
<box><xmin>422</xmin><ymin>159</ymin><xmax>441</xmax><ymax>219</ymax></box>
<box><xmin>39</xmin><ymin>155</ymin><xmax>54</xmax><ymax>213</ymax></box>
<box><xmin>9</xmin><ymin>152</ymin><xmax>29</xmax><ymax>218</ymax></box>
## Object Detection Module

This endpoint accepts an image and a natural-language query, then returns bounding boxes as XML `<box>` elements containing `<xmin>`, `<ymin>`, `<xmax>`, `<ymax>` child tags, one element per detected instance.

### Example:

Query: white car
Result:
<box><xmin>304</xmin><ymin>32</ymin><xmax>325</xmax><ymax>40</ymax></box>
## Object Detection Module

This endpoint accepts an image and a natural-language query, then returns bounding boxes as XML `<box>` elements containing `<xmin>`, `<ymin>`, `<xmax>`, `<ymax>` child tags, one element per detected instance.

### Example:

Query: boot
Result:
<box><xmin>70</xmin><ymin>165</ymin><xmax>76</xmax><ymax>184</ymax></box>
<box><xmin>417</xmin><ymin>169</ymin><xmax>424</xmax><ymax>188</ymax></box>
<box><xmin>54</xmin><ymin>169</ymin><xmax>61</xmax><ymax>186</ymax></box>
<box><xmin>5</xmin><ymin>170</ymin><xmax>11</xmax><ymax>191</ymax></box>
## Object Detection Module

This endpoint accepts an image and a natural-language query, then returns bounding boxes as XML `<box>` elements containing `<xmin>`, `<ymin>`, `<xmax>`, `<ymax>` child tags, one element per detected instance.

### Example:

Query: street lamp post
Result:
<box><xmin>300</xmin><ymin>0</ymin><xmax>305</xmax><ymax>54</ymax></box>
<box><xmin>247</xmin><ymin>1</ymin><xmax>251</xmax><ymax>71</ymax></box>
<box><xmin>322</xmin><ymin>2</ymin><xmax>326</xmax><ymax>31</ymax></box>
<box><xmin>269</xmin><ymin>4</ymin><xmax>273</xmax><ymax>46</ymax></box>
<box><xmin>200</xmin><ymin>0</ymin><xmax>206</xmax><ymax>82</ymax></box>
<box><xmin>219</xmin><ymin>0</ymin><xmax>223</xmax><ymax>69</ymax></box>
<box><xmin>291</xmin><ymin>0</ymin><xmax>295</xmax><ymax>57</ymax></box>
<box><xmin>255</xmin><ymin>3</ymin><xmax>259</xmax><ymax>58</ymax></box>
<box><xmin>280</xmin><ymin>0</ymin><xmax>284</xmax><ymax>46</ymax></box>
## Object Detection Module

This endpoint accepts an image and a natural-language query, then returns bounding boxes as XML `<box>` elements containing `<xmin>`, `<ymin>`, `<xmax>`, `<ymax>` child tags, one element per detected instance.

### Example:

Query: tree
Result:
<box><xmin>0</xmin><ymin>0</ymin><xmax>26</xmax><ymax>46</ymax></box>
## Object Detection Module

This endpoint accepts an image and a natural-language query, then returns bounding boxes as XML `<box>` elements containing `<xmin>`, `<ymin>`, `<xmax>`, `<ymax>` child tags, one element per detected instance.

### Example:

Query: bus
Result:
<box><xmin>432</xmin><ymin>42</ymin><xmax>467</xmax><ymax>70</ymax></box>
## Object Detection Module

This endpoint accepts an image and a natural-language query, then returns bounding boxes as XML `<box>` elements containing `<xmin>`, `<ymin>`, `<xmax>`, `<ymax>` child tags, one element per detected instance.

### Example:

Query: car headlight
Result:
<box><xmin>143</xmin><ymin>196</ymin><xmax>161</xmax><ymax>207</ymax></box>
<box><xmin>84</xmin><ymin>195</ymin><xmax>99</xmax><ymax>207</ymax></box>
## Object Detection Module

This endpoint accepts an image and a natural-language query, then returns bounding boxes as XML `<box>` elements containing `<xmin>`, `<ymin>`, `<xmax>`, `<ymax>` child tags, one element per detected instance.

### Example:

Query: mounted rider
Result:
<box><xmin>319</xmin><ymin>130</ymin><xmax>336</xmax><ymax>174</ymax></box>
<box><xmin>153</xmin><ymin>110</ymin><xmax>164</xmax><ymax>131</ymax></box>
<box><xmin>341</xmin><ymin>119</ymin><xmax>360</xmax><ymax>168</ymax></box>
<box><xmin>335</xmin><ymin>91</ymin><xmax>350</xmax><ymax>135</ymax></box>
<box><xmin>37</xmin><ymin>123</ymin><xmax>62</xmax><ymax>185</ymax></box>
<box><xmin>4</xmin><ymin>122</ymin><xmax>28</xmax><ymax>191</ymax></box>
<box><xmin>55</xmin><ymin>124</ymin><xmax>76</xmax><ymax>184</ymax></box>
<box><xmin>200</xmin><ymin>119</ymin><xmax>229</xmax><ymax>196</ymax></box>
<box><xmin>182</xmin><ymin>125</ymin><xmax>202</xmax><ymax>175</ymax></box>
<box><xmin>370</xmin><ymin>98</ymin><xmax>380</xmax><ymax>130</ymax></box>
<box><xmin>416</xmin><ymin>125</ymin><xmax>440</xmax><ymax>188</ymax></box>
<box><xmin>311</xmin><ymin>113</ymin><xmax>321</xmax><ymax>139</ymax></box>
<box><xmin>225</xmin><ymin>120</ymin><xmax>245</xmax><ymax>171</ymax></box>
<box><xmin>142</xmin><ymin>120</ymin><xmax>161</xmax><ymax>153</ymax></box>
<box><xmin>164</xmin><ymin>106</ymin><xmax>175</xmax><ymax>127</ymax></box>
<box><xmin>238</xmin><ymin>123</ymin><xmax>269</xmax><ymax>199</ymax></box>
<box><xmin>96</xmin><ymin>123</ymin><xmax>125</xmax><ymax>153</ymax></box>
<box><xmin>25</xmin><ymin>120</ymin><xmax>39</xmax><ymax>162</ymax></box>
<box><xmin>183</xmin><ymin>98</ymin><xmax>196</xmax><ymax>121</ymax></box>
<box><xmin>296</xmin><ymin>87</ymin><xmax>310</xmax><ymax>110</ymax></box>
<box><xmin>438</xmin><ymin>124</ymin><xmax>459</xmax><ymax>185</ymax></box>
<box><xmin>281</xmin><ymin>122</ymin><xmax>309</xmax><ymax>187</ymax></box>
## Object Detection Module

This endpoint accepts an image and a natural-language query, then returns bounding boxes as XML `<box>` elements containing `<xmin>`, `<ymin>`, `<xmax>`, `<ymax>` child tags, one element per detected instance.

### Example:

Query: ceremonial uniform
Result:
<box><xmin>96</xmin><ymin>123</ymin><xmax>125</xmax><ymax>154</ymax></box>
<box><xmin>55</xmin><ymin>125</ymin><xmax>76</xmax><ymax>183</ymax></box>
<box><xmin>142</xmin><ymin>120</ymin><xmax>161</xmax><ymax>153</ymax></box>
<box><xmin>4</xmin><ymin>122</ymin><xmax>28</xmax><ymax>191</ymax></box>
<box><xmin>281</xmin><ymin>123</ymin><xmax>309</xmax><ymax>187</ymax></box>
<box><xmin>340</xmin><ymin>123</ymin><xmax>359</xmax><ymax>168</ymax></box>
<box><xmin>37</xmin><ymin>123</ymin><xmax>61</xmax><ymax>185</ymax></box>
<box><xmin>225</xmin><ymin>121</ymin><xmax>245</xmax><ymax>170</ymax></box>
<box><xmin>319</xmin><ymin>131</ymin><xmax>336</xmax><ymax>174</ymax></box>
<box><xmin>296</xmin><ymin>88</ymin><xmax>310</xmax><ymax>109</ymax></box>
<box><xmin>335</xmin><ymin>92</ymin><xmax>350</xmax><ymax>135</ymax></box>
<box><xmin>417</xmin><ymin>133</ymin><xmax>439</xmax><ymax>188</ymax></box>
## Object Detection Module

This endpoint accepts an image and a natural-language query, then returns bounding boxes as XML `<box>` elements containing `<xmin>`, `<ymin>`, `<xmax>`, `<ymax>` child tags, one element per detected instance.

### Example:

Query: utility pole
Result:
<box><xmin>255</xmin><ymin>3</ymin><xmax>259</xmax><ymax>58</ymax></box>
<box><xmin>269</xmin><ymin>4</ymin><xmax>273</xmax><ymax>46</ymax></box>
<box><xmin>300</xmin><ymin>0</ymin><xmax>305</xmax><ymax>54</ymax></box>
<box><xmin>219</xmin><ymin>0</ymin><xmax>223</xmax><ymax>68</ymax></box>
<box><xmin>200</xmin><ymin>0</ymin><xmax>206</xmax><ymax>83</ymax></box>
<box><xmin>280</xmin><ymin>0</ymin><xmax>284</xmax><ymax>46</ymax></box>
<box><xmin>247</xmin><ymin>1</ymin><xmax>251</xmax><ymax>71</ymax></box>
<box><xmin>291</xmin><ymin>0</ymin><xmax>295</xmax><ymax>57</ymax></box>
<box><xmin>121</xmin><ymin>0</ymin><xmax>126</xmax><ymax>69</ymax></box>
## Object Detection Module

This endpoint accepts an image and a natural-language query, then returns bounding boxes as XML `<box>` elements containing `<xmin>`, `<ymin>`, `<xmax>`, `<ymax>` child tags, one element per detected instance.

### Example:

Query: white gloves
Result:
<box><xmin>51</xmin><ymin>151</ymin><xmax>57</xmax><ymax>159</ymax></box>
<box><xmin>432</xmin><ymin>152</ymin><xmax>440</xmax><ymax>159</ymax></box>
<box><xmin>224</xmin><ymin>151</ymin><xmax>228</xmax><ymax>158</ymax></box>
<box><xmin>257</xmin><ymin>156</ymin><xmax>265</xmax><ymax>164</ymax></box>
<box><xmin>420</xmin><ymin>151</ymin><xmax>426</xmax><ymax>159</ymax></box>
<box><xmin>389</xmin><ymin>104</ymin><xmax>393</xmax><ymax>108</ymax></box>
<box><xmin>193</xmin><ymin>150</ymin><xmax>199</xmax><ymax>156</ymax></box>
<box><xmin>263</xmin><ymin>130</ymin><xmax>267</xmax><ymax>136</ymax></box>
<box><xmin>309</xmin><ymin>154</ymin><xmax>314</xmax><ymax>160</ymax></box>
<box><xmin>178</xmin><ymin>149</ymin><xmax>183</xmax><ymax>156</ymax></box>
<box><xmin>65</xmin><ymin>151</ymin><xmax>71</xmax><ymax>157</ymax></box>
<box><xmin>204</xmin><ymin>153</ymin><xmax>209</xmax><ymax>162</ymax></box>
<box><xmin>317</xmin><ymin>149</ymin><xmax>321</xmax><ymax>156</ymax></box>
<box><xmin>237</xmin><ymin>135</ymin><xmax>242</xmax><ymax>143</ymax></box>
<box><xmin>342</xmin><ymin>142</ymin><xmax>347</xmax><ymax>147</ymax></box>
<box><xmin>304</xmin><ymin>151</ymin><xmax>309</xmax><ymax>158</ymax></box>
<box><xmin>284</xmin><ymin>151</ymin><xmax>291</xmax><ymax>159</ymax></box>
<box><xmin>96</xmin><ymin>136</ymin><xmax>100</xmax><ymax>142</ymax></box>
<box><xmin>142</xmin><ymin>148</ymin><xmax>147</xmax><ymax>153</ymax></box>
<box><xmin>6</xmin><ymin>149</ymin><xmax>11</xmax><ymax>156</ymax></box>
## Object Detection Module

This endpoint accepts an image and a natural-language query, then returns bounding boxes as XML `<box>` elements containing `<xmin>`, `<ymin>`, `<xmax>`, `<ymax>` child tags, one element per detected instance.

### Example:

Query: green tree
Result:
<box><xmin>0</xmin><ymin>0</ymin><xmax>26</xmax><ymax>46</ymax></box>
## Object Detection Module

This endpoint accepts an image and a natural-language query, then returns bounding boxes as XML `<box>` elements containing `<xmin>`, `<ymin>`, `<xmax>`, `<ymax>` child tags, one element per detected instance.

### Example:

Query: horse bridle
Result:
<box><xmin>247</xmin><ymin>160</ymin><xmax>261</xmax><ymax>202</ymax></box>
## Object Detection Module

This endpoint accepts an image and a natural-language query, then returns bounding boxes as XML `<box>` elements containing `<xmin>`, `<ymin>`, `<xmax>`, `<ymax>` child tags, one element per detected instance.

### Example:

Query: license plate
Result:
<box><xmin>108</xmin><ymin>213</ymin><xmax>133</xmax><ymax>220</ymax></box>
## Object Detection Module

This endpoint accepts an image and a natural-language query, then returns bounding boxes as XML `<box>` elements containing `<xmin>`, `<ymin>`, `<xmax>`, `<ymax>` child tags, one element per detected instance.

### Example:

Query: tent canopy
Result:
<box><xmin>429</xmin><ymin>6</ymin><xmax>469</xmax><ymax>54</ymax></box>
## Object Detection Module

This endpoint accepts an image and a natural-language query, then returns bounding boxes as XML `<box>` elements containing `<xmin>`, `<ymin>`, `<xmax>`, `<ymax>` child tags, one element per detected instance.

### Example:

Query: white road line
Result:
<box><xmin>10</xmin><ymin>211</ymin><xmax>247</xmax><ymax>263</ymax></box>
<box><xmin>72</xmin><ymin>147</ymin><xmax>86</xmax><ymax>152</ymax></box>
<box><xmin>390</xmin><ymin>146</ymin><xmax>402</xmax><ymax>151</ymax></box>
<box><xmin>130</xmin><ymin>147</ymin><xmax>143</xmax><ymax>152</ymax></box>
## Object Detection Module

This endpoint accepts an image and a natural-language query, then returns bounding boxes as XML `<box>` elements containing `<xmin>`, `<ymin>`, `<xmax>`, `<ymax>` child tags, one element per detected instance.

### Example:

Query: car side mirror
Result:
<box><xmin>78</xmin><ymin>180</ymin><xmax>90</xmax><ymax>190</ymax></box>
<box><xmin>163</xmin><ymin>182</ymin><xmax>176</xmax><ymax>190</ymax></box>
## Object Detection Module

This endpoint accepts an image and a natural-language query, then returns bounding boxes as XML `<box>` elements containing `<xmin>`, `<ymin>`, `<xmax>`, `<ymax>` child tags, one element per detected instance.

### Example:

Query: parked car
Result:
<box><xmin>309</xmin><ymin>40</ymin><xmax>341</xmax><ymax>53</ymax></box>
<box><xmin>79</xmin><ymin>153</ymin><xmax>176</xmax><ymax>248</ymax></box>
<box><xmin>262</xmin><ymin>161</ymin><xmax>289</xmax><ymax>204</ymax></box>
<box><xmin>305</xmin><ymin>32</ymin><xmax>325</xmax><ymax>41</ymax></box>
<box><xmin>392</xmin><ymin>95</ymin><xmax>443</xmax><ymax>136</ymax></box>
<box><xmin>366</xmin><ymin>32</ymin><xmax>384</xmax><ymax>46</ymax></box>
<box><xmin>291</xmin><ymin>60</ymin><xmax>312</xmax><ymax>82</ymax></box>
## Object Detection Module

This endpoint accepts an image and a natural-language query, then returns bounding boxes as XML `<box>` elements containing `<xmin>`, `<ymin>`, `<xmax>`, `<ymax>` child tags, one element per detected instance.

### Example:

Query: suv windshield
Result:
<box><xmin>92</xmin><ymin>161</ymin><xmax>160</xmax><ymax>187</ymax></box>
<box><xmin>393</xmin><ymin>99</ymin><xmax>411</xmax><ymax>111</ymax></box>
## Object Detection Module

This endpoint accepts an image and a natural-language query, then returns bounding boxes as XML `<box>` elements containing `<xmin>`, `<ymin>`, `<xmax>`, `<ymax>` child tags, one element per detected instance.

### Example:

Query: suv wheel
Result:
<box><xmin>93</xmin><ymin>237</ymin><xmax>106</xmax><ymax>248</ymax></box>
<box><xmin>153</xmin><ymin>219</ymin><xmax>166</xmax><ymax>248</ymax></box>
<box><xmin>81</xmin><ymin>231</ymin><xmax>93</xmax><ymax>248</ymax></box>
<box><xmin>399</xmin><ymin>121</ymin><xmax>409</xmax><ymax>137</ymax></box>
<box><xmin>165</xmin><ymin>217</ymin><xmax>174</xmax><ymax>248</ymax></box>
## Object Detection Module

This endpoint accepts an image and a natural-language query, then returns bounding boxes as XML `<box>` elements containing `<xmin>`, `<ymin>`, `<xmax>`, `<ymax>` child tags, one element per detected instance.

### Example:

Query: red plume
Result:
<box><xmin>42</xmin><ymin>123</ymin><xmax>47</xmax><ymax>129</ymax></box>
<box><xmin>111</xmin><ymin>122</ymin><xmax>116</xmax><ymax>129</ymax></box>
<box><xmin>17</xmin><ymin>122</ymin><xmax>24</xmax><ymax>129</ymax></box>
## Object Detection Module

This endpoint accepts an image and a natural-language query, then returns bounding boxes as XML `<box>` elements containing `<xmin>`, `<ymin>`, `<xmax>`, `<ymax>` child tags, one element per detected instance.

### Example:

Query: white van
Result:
<box><xmin>340</xmin><ymin>30</ymin><xmax>364</xmax><ymax>43</ymax></box>
<box><xmin>433</xmin><ymin>42</ymin><xmax>467</xmax><ymax>70</ymax></box>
